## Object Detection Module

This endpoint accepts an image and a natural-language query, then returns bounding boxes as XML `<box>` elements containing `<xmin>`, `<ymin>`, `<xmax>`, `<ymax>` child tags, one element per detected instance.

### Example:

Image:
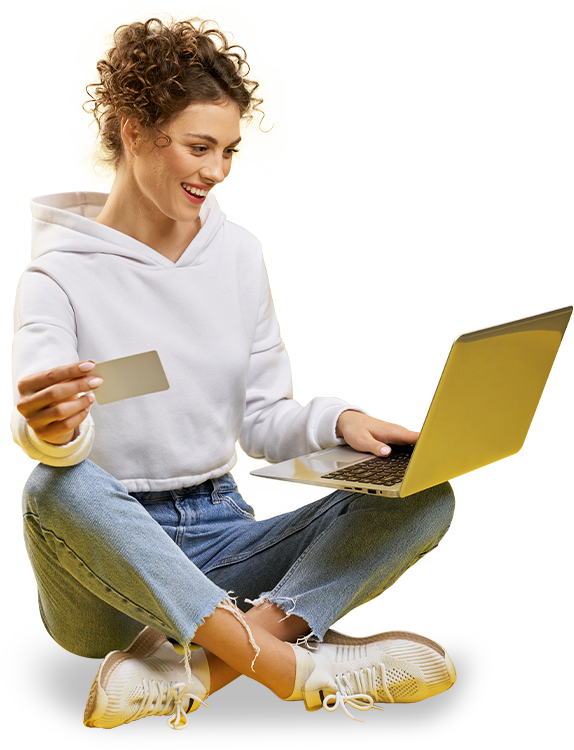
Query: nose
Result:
<box><xmin>199</xmin><ymin>152</ymin><xmax>226</xmax><ymax>185</ymax></box>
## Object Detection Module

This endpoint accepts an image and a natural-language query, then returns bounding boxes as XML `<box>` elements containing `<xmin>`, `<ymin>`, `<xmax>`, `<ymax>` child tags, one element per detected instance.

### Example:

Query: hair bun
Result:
<box><xmin>85</xmin><ymin>17</ymin><xmax>263</xmax><ymax>170</ymax></box>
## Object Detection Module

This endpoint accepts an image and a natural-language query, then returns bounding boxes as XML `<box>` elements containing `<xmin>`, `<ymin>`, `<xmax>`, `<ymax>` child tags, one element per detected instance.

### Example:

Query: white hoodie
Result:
<box><xmin>12</xmin><ymin>192</ymin><xmax>356</xmax><ymax>492</ymax></box>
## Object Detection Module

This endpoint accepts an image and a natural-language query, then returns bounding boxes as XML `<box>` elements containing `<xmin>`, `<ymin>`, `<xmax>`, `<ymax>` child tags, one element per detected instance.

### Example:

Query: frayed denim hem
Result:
<box><xmin>244</xmin><ymin>592</ymin><xmax>322</xmax><ymax>649</ymax></box>
<box><xmin>181</xmin><ymin>592</ymin><xmax>262</xmax><ymax>685</ymax></box>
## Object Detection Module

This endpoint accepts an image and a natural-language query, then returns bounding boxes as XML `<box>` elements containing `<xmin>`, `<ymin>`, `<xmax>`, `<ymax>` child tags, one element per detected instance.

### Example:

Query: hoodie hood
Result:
<box><xmin>30</xmin><ymin>191</ymin><xmax>225</xmax><ymax>269</ymax></box>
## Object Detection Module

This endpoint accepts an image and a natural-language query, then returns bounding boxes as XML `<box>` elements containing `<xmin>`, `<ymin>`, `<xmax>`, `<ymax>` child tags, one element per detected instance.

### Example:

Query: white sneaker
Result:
<box><xmin>289</xmin><ymin>629</ymin><xmax>456</xmax><ymax>720</ymax></box>
<box><xmin>84</xmin><ymin>627</ymin><xmax>209</xmax><ymax>729</ymax></box>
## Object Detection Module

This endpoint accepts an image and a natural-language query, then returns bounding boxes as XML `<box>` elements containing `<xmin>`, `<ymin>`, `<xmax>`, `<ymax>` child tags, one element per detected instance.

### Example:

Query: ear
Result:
<box><xmin>120</xmin><ymin>117</ymin><xmax>145</xmax><ymax>155</ymax></box>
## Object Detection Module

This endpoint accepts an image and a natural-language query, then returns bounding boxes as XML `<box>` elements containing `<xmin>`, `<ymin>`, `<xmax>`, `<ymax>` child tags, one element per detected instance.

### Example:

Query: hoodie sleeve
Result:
<box><xmin>239</xmin><ymin>262</ymin><xmax>366</xmax><ymax>462</ymax></box>
<box><xmin>11</xmin><ymin>269</ymin><xmax>95</xmax><ymax>465</ymax></box>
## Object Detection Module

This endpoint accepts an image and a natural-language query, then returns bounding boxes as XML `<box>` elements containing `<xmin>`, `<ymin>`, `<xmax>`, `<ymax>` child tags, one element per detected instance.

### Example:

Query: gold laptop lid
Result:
<box><xmin>400</xmin><ymin>307</ymin><xmax>572</xmax><ymax>497</ymax></box>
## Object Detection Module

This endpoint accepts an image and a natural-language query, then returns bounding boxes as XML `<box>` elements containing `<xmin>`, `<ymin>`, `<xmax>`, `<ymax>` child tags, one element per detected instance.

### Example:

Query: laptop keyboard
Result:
<box><xmin>320</xmin><ymin>445</ymin><xmax>414</xmax><ymax>487</ymax></box>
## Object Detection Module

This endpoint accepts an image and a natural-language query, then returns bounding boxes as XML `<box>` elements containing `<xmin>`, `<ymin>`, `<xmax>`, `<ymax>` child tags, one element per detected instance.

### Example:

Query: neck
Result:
<box><xmin>94</xmin><ymin>165</ymin><xmax>201</xmax><ymax>263</ymax></box>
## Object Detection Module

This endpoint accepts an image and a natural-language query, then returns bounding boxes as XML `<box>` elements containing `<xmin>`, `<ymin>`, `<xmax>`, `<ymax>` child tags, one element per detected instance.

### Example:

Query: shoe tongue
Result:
<box><xmin>129</xmin><ymin>678</ymin><xmax>181</xmax><ymax>718</ymax></box>
<box><xmin>330</xmin><ymin>658</ymin><xmax>393</xmax><ymax>703</ymax></box>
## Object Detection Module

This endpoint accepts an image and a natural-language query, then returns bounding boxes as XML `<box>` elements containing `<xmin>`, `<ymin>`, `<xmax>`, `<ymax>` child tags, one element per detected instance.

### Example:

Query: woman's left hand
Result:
<box><xmin>335</xmin><ymin>410</ymin><xmax>419</xmax><ymax>457</ymax></box>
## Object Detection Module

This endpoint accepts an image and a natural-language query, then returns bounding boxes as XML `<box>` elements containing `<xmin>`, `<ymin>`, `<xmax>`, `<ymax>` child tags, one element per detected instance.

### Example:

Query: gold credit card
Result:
<box><xmin>90</xmin><ymin>350</ymin><xmax>169</xmax><ymax>405</ymax></box>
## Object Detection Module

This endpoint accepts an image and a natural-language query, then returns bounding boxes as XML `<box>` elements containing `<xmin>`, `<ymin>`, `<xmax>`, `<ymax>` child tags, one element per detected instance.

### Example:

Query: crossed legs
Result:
<box><xmin>195</xmin><ymin>603</ymin><xmax>307</xmax><ymax>698</ymax></box>
<box><xmin>22</xmin><ymin>460</ymin><xmax>456</xmax><ymax>717</ymax></box>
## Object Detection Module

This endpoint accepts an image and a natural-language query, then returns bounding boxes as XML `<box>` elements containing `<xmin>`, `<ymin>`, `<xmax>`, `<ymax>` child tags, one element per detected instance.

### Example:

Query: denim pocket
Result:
<box><xmin>216</xmin><ymin>491</ymin><xmax>256</xmax><ymax>521</ymax></box>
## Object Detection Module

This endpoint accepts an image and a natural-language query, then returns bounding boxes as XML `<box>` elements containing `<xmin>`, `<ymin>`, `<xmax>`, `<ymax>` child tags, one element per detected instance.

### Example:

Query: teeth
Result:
<box><xmin>182</xmin><ymin>184</ymin><xmax>208</xmax><ymax>197</ymax></box>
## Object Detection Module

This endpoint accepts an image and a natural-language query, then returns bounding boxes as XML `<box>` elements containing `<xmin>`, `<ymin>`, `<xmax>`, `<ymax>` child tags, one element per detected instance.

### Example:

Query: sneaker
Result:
<box><xmin>289</xmin><ymin>629</ymin><xmax>456</xmax><ymax>719</ymax></box>
<box><xmin>84</xmin><ymin>627</ymin><xmax>209</xmax><ymax>729</ymax></box>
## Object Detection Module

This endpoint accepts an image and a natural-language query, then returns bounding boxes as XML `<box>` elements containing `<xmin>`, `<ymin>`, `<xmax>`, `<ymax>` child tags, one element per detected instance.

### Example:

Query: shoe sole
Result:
<box><xmin>83</xmin><ymin>627</ymin><xmax>168</xmax><ymax>727</ymax></box>
<box><xmin>322</xmin><ymin>628</ymin><xmax>457</xmax><ymax>688</ymax></box>
<box><xmin>323</xmin><ymin>628</ymin><xmax>445</xmax><ymax>656</ymax></box>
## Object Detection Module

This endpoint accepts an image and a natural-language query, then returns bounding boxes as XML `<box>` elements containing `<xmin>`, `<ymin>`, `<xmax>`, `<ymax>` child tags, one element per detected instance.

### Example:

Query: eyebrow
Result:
<box><xmin>184</xmin><ymin>132</ymin><xmax>242</xmax><ymax>146</ymax></box>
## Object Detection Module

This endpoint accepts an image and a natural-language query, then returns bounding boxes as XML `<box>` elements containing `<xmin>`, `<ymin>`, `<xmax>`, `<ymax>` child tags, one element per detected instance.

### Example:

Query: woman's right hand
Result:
<box><xmin>17</xmin><ymin>361</ymin><xmax>103</xmax><ymax>445</ymax></box>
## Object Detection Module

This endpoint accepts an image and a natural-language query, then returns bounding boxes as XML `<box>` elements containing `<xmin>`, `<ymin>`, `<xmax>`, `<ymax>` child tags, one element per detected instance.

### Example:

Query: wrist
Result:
<box><xmin>335</xmin><ymin>409</ymin><xmax>362</xmax><ymax>439</ymax></box>
<box><xmin>43</xmin><ymin>427</ymin><xmax>79</xmax><ymax>446</ymax></box>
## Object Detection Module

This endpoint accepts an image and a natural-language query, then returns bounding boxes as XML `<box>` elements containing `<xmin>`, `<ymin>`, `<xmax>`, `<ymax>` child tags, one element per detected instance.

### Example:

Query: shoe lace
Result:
<box><xmin>322</xmin><ymin>663</ymin><xmax>392</xmax><ymax>721</ymax></box>
<box><xmin>132</xmin><ymin>679</ymin><xmax>209</xmax><ymax>730</ymax></box>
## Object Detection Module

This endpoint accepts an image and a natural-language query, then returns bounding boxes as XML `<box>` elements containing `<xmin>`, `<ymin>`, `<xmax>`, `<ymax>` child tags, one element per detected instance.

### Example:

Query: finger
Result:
<box><xmin>373</xmin><ymin>426</ymin><xmax>420</xmax><ymax>456</ymax></box>
<box><xmin>18</xmin><ymin>376</ymin><xmax>102</xmax><ymax>417</ymax></box>
<box><xmin>372</xmin><ymin>422</ymin><xmax>420</xmax><ymax>446</ymax></box>
<box><xmin>389</xmin><ymin>429</ymin><xmax>420</xmax><ymax>446</ymax></box>
<box><xmin>26</xmin><ymin>392</ymin><xmax>96</xmax><ymax>432</ymax></box>
<box><xmin>17</xmin><ymin>364</ymin><xmax>103</xmax><ymax>417</ymax></box>
<box><xmin>47</xmin><ymin>375</ymin><xmax>103</xmax><ymax>406</ymax></box>
<box><xmin>30</xmin><ymin>405</ymin><xmax>93</xmax><ymax>443</ymax></box>
<box><xmin>343</xmin><ymin>428</ymin><xmax>392</xmax><ymax>458</ymax></box>
<box><xmin>18</xmin><ymin>361</ymin><xmax>96</xmax><ymax>398</ymax></box>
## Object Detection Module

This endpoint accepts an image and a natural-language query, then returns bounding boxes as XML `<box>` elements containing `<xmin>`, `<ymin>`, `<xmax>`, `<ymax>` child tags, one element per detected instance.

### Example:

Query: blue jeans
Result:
<box><xmin>22</xmin><ymin>459</ymin><xmax>455</xmax><ymax>658</ymax></box>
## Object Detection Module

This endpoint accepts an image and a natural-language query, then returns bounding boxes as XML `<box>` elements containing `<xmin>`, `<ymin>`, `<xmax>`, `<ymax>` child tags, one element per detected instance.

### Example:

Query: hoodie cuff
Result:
<box><xmin>11</xmin><ymin>407</ymin><xmax>95</xmax><ymax>465</ymax></box>
<box><xmin>315</xmin><ymin>404</ymin><xmax>369</xmax><ymax>449</ymax></box>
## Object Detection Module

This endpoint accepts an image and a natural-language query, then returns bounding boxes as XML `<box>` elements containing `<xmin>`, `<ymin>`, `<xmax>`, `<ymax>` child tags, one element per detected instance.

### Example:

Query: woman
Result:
<box><xmin>13</xmin><ymin>17</ymin><xmax>456</xmax><ymax>728</ymax></box>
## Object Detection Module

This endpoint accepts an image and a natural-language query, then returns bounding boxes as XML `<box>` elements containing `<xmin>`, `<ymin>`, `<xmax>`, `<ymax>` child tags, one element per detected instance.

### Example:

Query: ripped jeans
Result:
<box><xmin>22</xmin><ymin>459</ymin><xmax>455</xmax><ymax>659</ymax></box>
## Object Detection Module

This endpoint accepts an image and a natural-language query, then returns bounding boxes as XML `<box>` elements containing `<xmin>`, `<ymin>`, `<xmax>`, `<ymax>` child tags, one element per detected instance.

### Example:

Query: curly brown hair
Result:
<box><xmin>85</xmin><ymin>17</ymin><xmax>263</xmax><ymax>169</ymax></box>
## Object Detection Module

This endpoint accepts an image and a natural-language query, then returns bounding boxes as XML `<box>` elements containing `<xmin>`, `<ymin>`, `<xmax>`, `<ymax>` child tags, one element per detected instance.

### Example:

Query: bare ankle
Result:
<box><xmin>246</xmin><ymin>600</ymin><xmax>311</xmax><ymax>643</ymax></box>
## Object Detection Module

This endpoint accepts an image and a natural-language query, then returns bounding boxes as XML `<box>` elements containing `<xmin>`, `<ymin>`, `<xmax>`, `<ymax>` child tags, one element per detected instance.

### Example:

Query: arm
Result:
<box><xmin>239</xmin><ymin>263</ymin><xmax>366</xmax><ymax>462</ymax></box>
<box><xmin>11</xmin><ymin>269</ymin><xmax>97</xmax><ymax>464</ymax></box>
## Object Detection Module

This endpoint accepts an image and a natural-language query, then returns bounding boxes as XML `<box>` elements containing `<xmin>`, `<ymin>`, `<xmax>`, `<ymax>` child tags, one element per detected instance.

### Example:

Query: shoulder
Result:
<box><xmin>223</xmin><ymin>218</ymin><xmax>263</xmax><ymax>256</ymax></box>
<box><xmin>207</xmin><ymin>193</ymin><xmax>258</xmax><ymax>250</ymax></box>
<box><xmin>219</xmin><ymin>217</ymin><xmax>266</xmax><ymax>283</ymax></box>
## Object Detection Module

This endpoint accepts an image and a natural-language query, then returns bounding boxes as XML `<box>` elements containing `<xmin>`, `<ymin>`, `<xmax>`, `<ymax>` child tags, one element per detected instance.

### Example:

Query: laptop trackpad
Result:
<box><xmin>250</xmin><ymin>447</ymin><xmax>372</xmax><ymax>481</ymax></box>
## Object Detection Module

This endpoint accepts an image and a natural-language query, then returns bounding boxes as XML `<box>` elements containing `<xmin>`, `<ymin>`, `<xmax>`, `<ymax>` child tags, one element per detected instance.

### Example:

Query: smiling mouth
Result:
<box><xmin>181</xmin><ymin>183</ymin><xmax>209</xmax><ymax>202</ymax></box>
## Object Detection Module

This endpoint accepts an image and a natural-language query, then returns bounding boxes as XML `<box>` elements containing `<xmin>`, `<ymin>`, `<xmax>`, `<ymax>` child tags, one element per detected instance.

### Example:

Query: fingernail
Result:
<box><xmin>380</xmin><ymin>446</ymin><xmax>391</xmax><ymax>456</ymax></box>
<box><xmin>79</xmin><ymin>362</ymin><xmax>96</xmax><ymax>372</ymax></box>
<box><xmin>88</xmin><ymin>377</ymin><xmax>103</xmax><ymax>387</ymax></box>
<box><xmin>87</xmin><ymin>393</ymin><xmax>96</xmax><ymax>403</ymax></box>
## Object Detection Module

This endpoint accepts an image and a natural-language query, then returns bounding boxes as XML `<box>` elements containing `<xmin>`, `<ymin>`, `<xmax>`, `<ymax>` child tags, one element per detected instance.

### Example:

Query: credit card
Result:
<box><xmin>90</xmin><ymin>350</ymin><xmax>169</xmax><ymax>405</ymax></box>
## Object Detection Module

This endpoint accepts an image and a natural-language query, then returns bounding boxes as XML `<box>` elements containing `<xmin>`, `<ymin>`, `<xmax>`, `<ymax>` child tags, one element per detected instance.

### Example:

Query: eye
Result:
<box><xmin>191</xmin><ymin>146</ymin><xmax>239</xmax><ymax>156</ymax></box>
<box><xmin>224</xmin><ymin>148</ymin><xmax>240</xmax><ymax>157</ymax></box>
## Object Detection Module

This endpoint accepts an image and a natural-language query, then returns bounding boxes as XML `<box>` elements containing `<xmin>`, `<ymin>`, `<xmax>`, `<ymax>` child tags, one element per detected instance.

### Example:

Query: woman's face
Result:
<box><xmin>128</xmin><ymin>99</ymin><xmax>242</xmax><ymax>224</ymax></box>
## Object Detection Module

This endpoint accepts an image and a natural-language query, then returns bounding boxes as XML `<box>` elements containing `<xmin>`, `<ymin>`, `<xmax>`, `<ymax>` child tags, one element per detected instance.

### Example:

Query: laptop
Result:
<box><xmin>251</xmin><ymin>306</ymin><xmax>572</xmax><ymax>498</ymax></box>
